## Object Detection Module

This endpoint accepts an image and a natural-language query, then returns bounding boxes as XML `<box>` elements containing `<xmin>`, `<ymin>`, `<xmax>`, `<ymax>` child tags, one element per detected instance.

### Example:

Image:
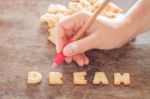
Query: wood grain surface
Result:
<box><xmin>0</xmin><ymin>0</ymin><xmax>150</xmax><ymax>99</ymax></box>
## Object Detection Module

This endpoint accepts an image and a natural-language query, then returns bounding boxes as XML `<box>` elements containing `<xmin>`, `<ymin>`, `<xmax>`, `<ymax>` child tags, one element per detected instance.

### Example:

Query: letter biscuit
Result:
<box><xmin>27</xmin><ymin>72</ymin><xmax>42</xmax><ymax>84</ymax></box>
<box><xmin>73</xmin><ymin>72</ymin><xmax>87</xmax><ymax>84</ymax></box>
<box><xmin>49</xmin><ymin>72</ymin><xmax>63</xmax><ymax>84</ymax></box>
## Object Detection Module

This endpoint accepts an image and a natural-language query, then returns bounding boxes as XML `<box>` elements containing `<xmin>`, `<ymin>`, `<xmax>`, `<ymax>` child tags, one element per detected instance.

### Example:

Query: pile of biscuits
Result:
<box><xmin>40</xmin><ymin>0</ymin><xmax>123</xmax><ymax>44</ymax></box>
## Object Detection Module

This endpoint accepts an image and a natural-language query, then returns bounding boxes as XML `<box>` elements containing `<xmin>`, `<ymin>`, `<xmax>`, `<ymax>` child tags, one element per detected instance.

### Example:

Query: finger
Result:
<box><xmin>82</xmin><ymin>53</ymin><xmax>89</xmax><ymax>65</ymax></box>
<box><xmin>65</xmin><ymin>56</ymin><xmax>72</xmax><ymax>64</ymax></box>
<box><xmin>73</xmin><ymin>54</ymin><xmax>85</xmax><ymax>66</ymax></box>
<box><xmin>63</xmin><ymin>34</ymin><xmax>96</xmax><ymax>56</ymax></box>
<box><xmin>55</xmin><ymin>26</ymin><xmax>67</xmax><ymax>53</ymax></box>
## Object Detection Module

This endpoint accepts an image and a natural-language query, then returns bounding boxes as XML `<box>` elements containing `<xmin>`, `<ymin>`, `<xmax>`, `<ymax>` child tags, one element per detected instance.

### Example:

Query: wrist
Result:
<box><xmin>118</xmin><ymin>16</ymin><xmax>138</xmax><ymax>43</ymax></box>
<box><xmin>120</xmin><ymin>0</ymin><xmax>150</xmax><ymax>42</ymax></box>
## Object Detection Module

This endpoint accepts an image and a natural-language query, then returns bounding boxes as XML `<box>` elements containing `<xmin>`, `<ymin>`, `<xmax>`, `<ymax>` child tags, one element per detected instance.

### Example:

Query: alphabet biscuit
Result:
<box><xmin>73</xmin><ymin>72</ymin><xmax>87</xmax><ymax>84</ymax></box>
<box><xmin>114</xmin><ymin>73</ymin><xmax>130</xmax><ymax>85</ymax></box>
<box><xmin>93</xmin><ymin>72</ymin><xmax>109</xmax><ymax>84</ymax></box>
<box><xmin>49</xmin><ymin>72</ymin><xmax>63</xmax><ymax>84</ymax></box>
<box><xmin>27</xmin><ymin>72</ymin><xmax>42</xmax><ymax>84</ymax></box>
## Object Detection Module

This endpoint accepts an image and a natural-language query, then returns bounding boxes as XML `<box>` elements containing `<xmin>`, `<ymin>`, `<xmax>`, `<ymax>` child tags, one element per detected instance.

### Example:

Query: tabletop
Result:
<box><xmin>0</xmin><ymin>0</ymin><xmax>150</xmax><ymax>99</ymax></box>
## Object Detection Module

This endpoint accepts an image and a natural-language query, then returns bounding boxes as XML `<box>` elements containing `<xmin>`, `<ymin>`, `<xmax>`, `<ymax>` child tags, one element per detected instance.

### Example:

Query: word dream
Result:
<box><xmin>27</xmin><ymin>71</ymin><xmax>130</xmax><ymax>86</ymax></box>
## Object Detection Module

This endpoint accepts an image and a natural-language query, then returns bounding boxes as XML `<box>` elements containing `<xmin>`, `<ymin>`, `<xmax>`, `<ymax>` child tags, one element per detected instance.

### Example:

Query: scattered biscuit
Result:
<box><xmin>73</xmin><ymin>72</ymin><xmax>87</xmax><ymax>84</ymax></box>
<box><xmin>80</xmin><ymin>0</ymin><xmax>91</xmax><ymax>8</ymax></box>
<box><xmin>114</xmin><ymin>73</ymin><xmax>130</xmax><ymax>85</ymax></box>
<box><xmin>72</xmin><ymin>0</ymin><xmax>80</xmax><ymax>2</ymax></box>
<box><xmin>48</xmin><ymin>4</ymin><xmax>68</xmax><ymax>14</ymax></box>
<box><xmin>27</xmin><ymin>71</ymin><xmax>42</xmax><ymax>84</ymax></box>
<box><xmin>48</xmin><ymin>36</ymin><xmax>56</xmax><ymax>44</ymax></box>
<box><xmin>68</xmin><ymin>2</ymin><xmax>83</xmax><ymax>13</ymax></box>
<box><xmin>87</xmin><ymin>0</ymin><xmax>98</xmax><ymax>5</ymax></box>
<box><xmin>40</xmin><ymin>13</ymin><xmax>56</xmax><ymax>23</ymax></box>
<box><xmin>48</xmin><ymin>28</ymin><xmax>55</xmax><ymax>37</ymax></box>
<box><xmin>40</xmin><ymin>13</ymin><xmax>59</xmax><ymax>28</ymax></box>
<box><xmin>93</xmin><ymin>72</ymin><xmax>109</xmax><ymax>84</ymax></box>
<box><xmin>49</xmin><ymin>72</ymin><xmax>63</xmax><ymax>84</ymax></box>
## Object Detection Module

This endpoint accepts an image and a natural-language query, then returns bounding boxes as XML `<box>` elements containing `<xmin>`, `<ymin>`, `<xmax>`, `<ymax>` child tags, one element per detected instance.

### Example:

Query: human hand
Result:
<box><xmin>55</xmin><ymin>11</ymin><xmax>133</xmax><ymax>66</ymax></box>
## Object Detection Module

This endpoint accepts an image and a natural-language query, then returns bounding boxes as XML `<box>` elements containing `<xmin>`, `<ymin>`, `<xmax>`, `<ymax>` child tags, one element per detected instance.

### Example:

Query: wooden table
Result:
<box><xmin>0</xmin><ymin>0</ymin><xmax>150</xmax><ymax>99</ymax></box>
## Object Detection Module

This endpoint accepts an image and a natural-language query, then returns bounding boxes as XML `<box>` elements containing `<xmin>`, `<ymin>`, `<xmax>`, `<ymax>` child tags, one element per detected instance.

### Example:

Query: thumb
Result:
<box><xmin>63</xmin><ymin>35</ymin><xmax>96</xmax><ymax>56</ymax></box>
